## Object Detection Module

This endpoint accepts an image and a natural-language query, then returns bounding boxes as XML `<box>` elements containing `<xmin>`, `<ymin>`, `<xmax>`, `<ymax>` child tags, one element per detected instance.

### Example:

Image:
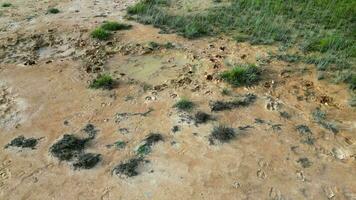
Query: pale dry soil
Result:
<box><xmin>0</xmin><ymin>0</ymin><xmax>355</xmax><ymax>200</ymax></box>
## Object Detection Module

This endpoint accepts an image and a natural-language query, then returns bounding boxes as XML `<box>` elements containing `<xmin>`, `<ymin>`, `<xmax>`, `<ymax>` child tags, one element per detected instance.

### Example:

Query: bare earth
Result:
<box><xmin>0</xmin><ymin>0</ymin><xmax>355</xmax><ymax>200</ymax></box>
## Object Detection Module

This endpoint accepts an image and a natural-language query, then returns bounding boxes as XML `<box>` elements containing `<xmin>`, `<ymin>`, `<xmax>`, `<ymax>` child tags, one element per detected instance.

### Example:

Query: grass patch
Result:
<box><xmin>48</xmin><ymin>8</ymin><xmax>60</xmax><ymax>14</ymax></box>
<box><xmin>174</xmin><ymin>98</ymin><xmax>194</xmax><ymax>111</ymax></box>
<box><xmin>210</xmin><ymin>125</ymin><xmax>235</xmax><ymax>143</ymax></box>
<box><xmin>128</xmin><ymin>0</ymin><xmax>356</xmax><ymax>90</ymax></box>
<box><xmin>2</xmin><ymin>3</ymin><xmax>11</xmax><ymax>7</ymax></box>
<box><xmin>220</xmin><ymin>64</ymin><xmax>261</xmax><ymax>87</ymax></box>
<box><xmin>89</xmin><ymin>74</ymin><xmax>114</xmax><ymax>90</ymax></box>
<box><xmin>5</xmin><ymin>136</ymin><xmax>38</xmax><ymax>149</ymax></box>
<box><xmin>101</xmin><ymin>21</ymin><xmax>132</xmax><ymax>31</ymax></box>
<box><xmin>91</xmin><ymin>28</ymin><xmax>111</xmax><ymax>40</ymax></box>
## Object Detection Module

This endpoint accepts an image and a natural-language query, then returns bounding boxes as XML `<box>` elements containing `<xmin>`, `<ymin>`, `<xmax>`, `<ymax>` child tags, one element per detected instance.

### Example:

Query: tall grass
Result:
<box><xmin>127</xmin><ymin>0</ymin><xmax>356</xmax><ymax>92</ymax></box>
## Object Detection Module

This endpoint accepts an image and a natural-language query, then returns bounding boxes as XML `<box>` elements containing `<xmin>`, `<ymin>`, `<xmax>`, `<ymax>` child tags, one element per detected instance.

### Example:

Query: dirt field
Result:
<box><xmin>0</xmin><ymin>0</ymin><xmax>355</xmax><ymax>199</ymax></box>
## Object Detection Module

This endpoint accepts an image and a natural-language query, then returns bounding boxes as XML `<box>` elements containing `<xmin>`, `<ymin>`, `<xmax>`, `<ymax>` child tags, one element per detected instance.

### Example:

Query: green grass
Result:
<box><xmin>174</xmin><ymin>98</ymin><xmax>194</xmax><ymax>111</ymax></box>
<box><xmin>220</xmin><ymin>64</ymin><xmax>261</xmax><ymax>86</ymax></box>
<box><xmin>48</xmin><ymin>8</ymin><xmax>60</xmax><ymax>14</ymax></box>
<box><xmin>128</xmin><ymin>0</ymin><xmax>356</xmax><ymax>93</ymax></box>
<box><xmin>1</xmin><ymin>3</ymin><xmax>11</xmax><ymax>7</ymax></box>
<box><xmin>89</xmin><ymin>74</ymin><xmax>114</xmax><ymax>90</ymax></box>
<box><xmin>101</xmin><ymin>21</ymin><xmax>132</xmax><ymax>31</ymax></box>
<box><xmin>91</xmin><ymin>28</ymin><xmax>111</xmax><ymax>40</ymax></box>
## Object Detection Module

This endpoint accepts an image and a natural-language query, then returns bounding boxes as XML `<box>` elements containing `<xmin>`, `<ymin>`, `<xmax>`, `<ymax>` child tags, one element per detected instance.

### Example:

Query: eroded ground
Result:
<box><xmin>0</xmin><ymin>0</ymin><xmax>355</xmax><ymax>200</ymax></box>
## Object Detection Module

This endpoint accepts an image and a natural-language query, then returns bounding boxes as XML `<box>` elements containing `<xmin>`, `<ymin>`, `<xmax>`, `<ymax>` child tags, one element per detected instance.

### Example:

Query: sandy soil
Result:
<box><xmin>0</xmin><ymin>0</ymin><xmax>355</xmax><ymax>200</ymax></box>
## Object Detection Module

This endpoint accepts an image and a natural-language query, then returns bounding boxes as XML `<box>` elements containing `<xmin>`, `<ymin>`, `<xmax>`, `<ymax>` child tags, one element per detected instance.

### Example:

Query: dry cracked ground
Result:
<box><xmin>0</xmin><ymin>0</ymin><xmax>355</xmax><ymax>200</ymax></box>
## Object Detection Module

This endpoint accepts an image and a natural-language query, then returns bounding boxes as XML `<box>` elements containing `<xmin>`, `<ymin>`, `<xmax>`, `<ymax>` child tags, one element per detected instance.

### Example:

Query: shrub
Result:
<box><xmin>194</xmin><ymin>111</ymin><xmax>211</xmax><ymax>124</ymax></box>
<box><xmin>113</xmin><ymin>158</ymin><xmax>143</xmax><ymax>177</ymax></box>
<box><xmin>220</xmin><ymin>64</ymin><xmax>261</xmax><ymax>86</ymax></box>
<box><xmin>101</xmin><ymin>21</ymin><xmax>132</xmax><ymax>31</ymax></box>
<box><xmin>89</xmin><ymin>74</ymin><xmax>114</xmax><ymax>90</ymax></box>
<box><xmin>5</xmin><ymin>136</ymin><xmax>38</xmax><ymax>149</ymax></box>
<box><xmin>48</xmin><ymin>8</ymin><xmax>60</xmax><ymax>14</ymax></box>
<box><xmin>114</xmin><ymin>141</ymin><xmax>126</xmax><ymax>149</ymax></box>
<box><xmin>210</xmin><ymin>93</ymin><xmax>257</xmax><ymax>111</ymax></box>
<box><xmin>136</xmin><ymin>133</ymin><xmax>163</xmax><ymax>156</ymax></box>
<box><xmin>312</xmin><ymin>108</ymin><xmax>339</xmax><ymax>134</ymax></box>
<box><xmin>2</xmin><ymin>3</ymin><xmax>11</xmax><ymax>7</ymax></box>
<box><xmin>174</xmin><ymin>98</ymin><xmax>194</xmax><ymax>111</ymax></box>
<box><xmin>50</xmin><ymin>134</ymin><xmax>89</xmax><ymax>161</ymax></box>
<box><xmin>297</xmin><ymin>157</ymin><xmax>312</xmax><ymax>168</ymax></box>
<box><xmin>210</xmin><ymin>125</ymin><xmax>235</xmax><ymax>143</ymax></box>
<box><xmin>91</xmin><ymin>28</ymin><xmax>111</xmax><ymax>40</ymax></box>
<box><xmin>73</xmin><ymin>153</ymin><xmax>101</xmax><ymax>170</ymax></box>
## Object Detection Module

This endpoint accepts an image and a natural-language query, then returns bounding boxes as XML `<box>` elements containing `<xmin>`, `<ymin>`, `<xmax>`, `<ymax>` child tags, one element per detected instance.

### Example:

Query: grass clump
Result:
<box><xmin>114</xmin><ymin>141</ymin><xmax>126</xmax><ymax>149</ymax></box>
<box><xmin>136</xmin><ymin>133</ymin><xmax>163</xmax><ymax>156</ymax></box>
<box><xmin>50</xmin><ymin>134</ymin><xmax>89</xmax><ymax>161</ymax></box>
<box><xmin>220</xmin><ymin>64</ymin><xmax>261</xmax><ymax>87</ymax></box>
<box><xmin>210</xmin><ymin>93</ymin><xmax>257</xmax><ymax>111</ymax></box>
<box><xmin>91</xmin><ymin>28</ymin><xmax>111</xmax><ymax>40</ymax></box>
<box><xmin>174</xmin><ymin>98</ymin><xmax>194</xmax><ymax>111</ymax></box>
<box><xmin>73</xmin><ymin>153</ymin><xmax>101</xmax><ymax>170</ymax></box>
<box><xmin>210</xmin><ymin>125</ymin><xmax>236</xmax><ymax>143</ymax></box>
<box><xmin>89</xmin><ymin>74</ymin><xmax>114</xmax><ymax>90</ymax></box>
<box><xmin>2</xmin><ymin>3</ymin><xmax>11</xmax><ymax>7</ymax></box>
<box><xmin>312</xmin><ymin>108</ymin><xmax>339</xmax><ymax>134</ymax></box>
<box><xmin>194</xmin><ymin>111</ymin><xmax>211</xmax><ymax>124</ymax></box>
<box><xmin>48</xmin><ymin>8</ymin><xmax>60</xmax><ymax>14</ymax></box>
<box><xmin>113</xmin><ymin>158</ymin><xmax>143</xmax><ymax>177</ymax></box>
<box><xmin>101</xmin><ymin>21</ymin><xmax>132</xmax><ymax>31</ymax></box>
<box><xmin>297</xmin><ymin>157</ymin><xmax>312</xmax><ymax>168</ymax></box>
<box><xmin>5</xmin><ymin>136</ymin><xmax>38</xmax><ymax>149</ymax></box>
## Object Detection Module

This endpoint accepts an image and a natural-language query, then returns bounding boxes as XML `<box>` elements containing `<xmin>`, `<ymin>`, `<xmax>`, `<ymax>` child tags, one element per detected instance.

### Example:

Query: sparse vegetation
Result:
<box><xmin>221</xmin><ymin>88</ymin><xmax>231</xmax><ymax>96</ymax></box>
<box><xmin>101</xmin><ymin>21</ymin><xmax>132</xmax><ymax>31</ymax></box>
<box><xmin>312</xmin><ymin>108</ymin><xmax>339</xmax><ymax>134</ymax></box>
<box><xmin>91</xmin><ymin>28</ymin><xmax>111</xmax><ymax>40</ymax></box>
<box><xmin>48</xmin><ymin>8</ymin><xmax>60</xmax><ymax>14</ymax></box>
<box><xmin>220</xmin><ymin>64</ymin><xmax>261</xmax><ymax>87</ymax></box>
<box><xmin>89</xmin><ymin>74</ymin><xmax>114</xmax><ymax>90</ymax></box>
<box><xmin>174</xmin><ymin>98</ymin><xmax>194</xmax><ymax>111</ymax></box>
<box><xmin>5</xmin><ymin>136</ymin><xmax>39</xmax><ymax>149</ymax></box>
<box><xmin>210</xmin><ymin>93</ymin><xmax>257</xmax><ymax>111</ymax></box>
<box><xmin>296</xmin><ymin>125</ymin><xmax>315</xmax><ymax>145</ymax></box>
